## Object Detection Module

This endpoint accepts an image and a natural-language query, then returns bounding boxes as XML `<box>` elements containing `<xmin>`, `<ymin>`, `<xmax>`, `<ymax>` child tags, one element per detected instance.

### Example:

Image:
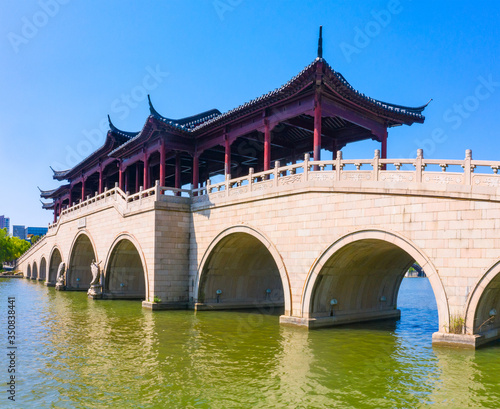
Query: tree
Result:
<box><xmin>29</xmin><ymin>235</ymin><xmax>40</xmax><ymax>245</ymax></box>
<box><xmin>0</xmin><ymin>228</ymin><xmax>8</xmax><ymax>263</ymax></box>
<box><xmin>0</xmin><ymin>228</ymin><xmax>31</xmax><ymax>264</ymax></box>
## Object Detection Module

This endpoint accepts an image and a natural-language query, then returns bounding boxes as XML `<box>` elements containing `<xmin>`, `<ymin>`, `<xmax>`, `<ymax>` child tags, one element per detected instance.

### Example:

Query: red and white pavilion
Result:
<box><xmin>41</xmin><ymin>28</ymin><xmax>428</xmax><ymax>222</ymax></box>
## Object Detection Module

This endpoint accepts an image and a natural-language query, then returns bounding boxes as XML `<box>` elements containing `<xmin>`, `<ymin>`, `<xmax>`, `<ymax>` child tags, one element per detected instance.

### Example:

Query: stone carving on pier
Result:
<box><xmin>88</xmin><ymin>260</ymin><xmax>102</xmax><ymax>299</ymax></box>
<box><xmin>55</xmin><ymin>262</ymin><xmax>66</xmax><ymax>291</ymax></box>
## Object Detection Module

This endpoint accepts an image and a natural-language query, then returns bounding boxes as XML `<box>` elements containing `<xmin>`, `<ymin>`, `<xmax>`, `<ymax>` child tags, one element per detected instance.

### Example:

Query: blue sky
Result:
<box><xmin>1</xmin><ymin>0</ymin><xmax>499</xmax><ymax>229</ymax></box>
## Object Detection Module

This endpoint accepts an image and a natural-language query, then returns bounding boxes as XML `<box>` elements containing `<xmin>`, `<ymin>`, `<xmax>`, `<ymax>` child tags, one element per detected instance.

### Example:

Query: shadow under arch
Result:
<box><xmin>48</xmin><ymin>246</ymin><xmax>63</xmax><ymax>285</ymax></box>
<box><xmin>194</xmin><ymin>225</ymin><xmax>292</xmax><ymax>315</ymax></box>
<box><xmin>26</xmin><ymin>264</ymin><xmax>31</xmax><ymax>279</ymax></box>
<box><xmin>465</xmin><ymin>260</ymin><xmax>500</xmax><ymax>339</ymax></box>
<box><xmin>67</xmin><ymin>230</ymin><xmax>97</xmax><ymax>290</ymax></box>
<box><xmin>103</xmin><ymin>233</ymin><xmax>148</xmax><ymax>300</ymax></box>
<box><xmin>301</xmin><ymin>229</ymin><xmax>449</xmax><ymax>332</ymax></box>
<box><xmin>39</xmin><ymin>257</ymin><xmax>47</xmax><ymax>281</ymax></box>
<box><xmin>32</xmin><ymin>261</ymin><xmax>38</xmax><ymax>280</ymax></box>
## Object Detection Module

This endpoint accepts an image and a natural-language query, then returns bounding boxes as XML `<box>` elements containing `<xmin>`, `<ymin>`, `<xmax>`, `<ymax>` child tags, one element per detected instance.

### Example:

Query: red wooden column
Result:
<box><xmin>98</xmin><ymin>165</ymin><xmax>103</xmax><ymax>194</ymax></box>
<box><xmin>264</xmin><ymin>119</ymin><xmax>271</xmax><ymax>171</ymax></box>
<box><xmin>124</xmin><ymin>169</ymin><xmax>129</xmax><ymax>192</ymax></box>
<box><xmin>192</xmin><ymin>153</ymin><xmax>199</xmax><ymax>195</ymax></box>
<box><xmin>331</xmin><ymin>139</ymin><xmax>338</xmax><ymax>160</ymax></box>
<box><xmin>224</xmin><ymin>135</ymin><xmax>231</xmax><ymax>176</ymax></box>
<box><xmin>81</xmin><ymin>177</ymin><xmax>86</xmax><ymax>202</ymax></box>
<box><xmin>135</xmin><ymin>164</ymin><xmax>140</xmax><ymax>192</ymax></box>
<box><xmin>313</xmin><ymin>87</ymin><xmax>322</xmax><ymax>163</ymax></box>
<box><xmin>380</xmin><ymin>129</ymin><xmax>388</xmax><ymax>170</ymax></box>
<box><xmin>159</xmin><ymin>140</ymin><xmax>166</xmax><ymax>187</ymax></box>
<box><xmin>68</xmin><ymin>185</ymin><xmax>72</xmax><ymax>205</ymax></box>
<box><xmin>118</xmin><ymin>162</ymin><xmax>124</xmax><ymax>191</ymax></box>
<box><xmin>143</xmin><ymin>152</ymin><xmax>149</xmax><ymax>189</ymax></box>
<box><xmin>175</xmin><ymin>152</ymin><xmax>181</xmax><ymax>192</ymax></box>
<box><xmin>381</xmin><ymin>129</ymin><xmax>388</xmax><ymax>159</ymax></box>
<box><xmin>53</xmin><ymin>205</ymin><xmax>57</xmax><ymax>224</ymax></box>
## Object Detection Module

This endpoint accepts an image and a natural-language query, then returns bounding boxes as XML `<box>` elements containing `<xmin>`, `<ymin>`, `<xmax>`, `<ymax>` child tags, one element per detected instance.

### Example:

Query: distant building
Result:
<box><xmin>0</xmin><ymin>216</ymin><xmax>10</xmax><ymax>234</ymax></box>
<box><xmin>13</xmin><ymin>225</ymin><xmax>26</xmax><ymax>240</ymax></box>
<box><xmin>25</xmin><ymin>226</ymin><xmax>48</xmax><ymax>238</ymax></box>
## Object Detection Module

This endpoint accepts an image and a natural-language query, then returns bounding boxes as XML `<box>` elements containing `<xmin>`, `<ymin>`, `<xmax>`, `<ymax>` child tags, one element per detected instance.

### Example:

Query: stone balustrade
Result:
<box><xmin>192</xmin><ymin>149</ymin><xmax>500</xmax><ymax>203</ymax></box>
<box><xmin>42</xmin><ymin>148</ymin><xmax>500</xmax><ymax>232</ymax></box>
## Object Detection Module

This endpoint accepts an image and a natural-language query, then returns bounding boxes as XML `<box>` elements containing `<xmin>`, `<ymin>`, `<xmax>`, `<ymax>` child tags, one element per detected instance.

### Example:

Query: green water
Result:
<box><xmin>1</xmin><ymin>278</ymin><xmax>500</xmax><ymax>408</ymax></box>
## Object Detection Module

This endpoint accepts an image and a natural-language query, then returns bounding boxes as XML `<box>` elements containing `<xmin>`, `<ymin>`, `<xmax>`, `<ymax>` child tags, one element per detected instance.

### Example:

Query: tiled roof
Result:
<box><xmin>54</xmin><ymin>57</ymin><xmax>429</xmax><ymax>179</ymax></box>
<box><xmin>40</xmin><ymin>200</ymin><xmax>55</xmax><ymax>210</ymax></box>
<box><xmin>149</xmin><ymin>95</ymin><xmax>221</xmax><ymax>130</ymax></box>
<box><xmin>38</xmin><ymin>184</ymin><xmax>70</xmax><ymax>199</ymax></box>
<box><xmin>108</xmin><ymin>115</ymin><xmax>141</xmax><ymax>138</ymax></box>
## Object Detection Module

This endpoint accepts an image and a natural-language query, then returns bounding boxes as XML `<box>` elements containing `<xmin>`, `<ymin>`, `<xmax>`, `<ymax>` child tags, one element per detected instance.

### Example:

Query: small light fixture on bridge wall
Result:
<box><xmin>216</xmin><ymin>289</ymin><xmax>222</xmax><ymax>303</ymax></box>
<box><xmin>490</xmin><ymin>308</ymin><xmax>497</xmax><ymax>317</ymax></box>
<box><xmin>380</xmin><ymin>296</ymin><xmax>387</xmax><ymax>302</ymax></box>
<box><xmin>266</xmin><ymin>288</ymin><xmax>271</xmax><ymax>300</ymax></box>
<box><xmin>76</xmin><ymin>277</ymin><xmax>80</xmax><ymax>289</ymax></box>
<box><xmin>330</xmin><ymin>298</ymin><xmax>337</xmax><ymax>317</ymax></box>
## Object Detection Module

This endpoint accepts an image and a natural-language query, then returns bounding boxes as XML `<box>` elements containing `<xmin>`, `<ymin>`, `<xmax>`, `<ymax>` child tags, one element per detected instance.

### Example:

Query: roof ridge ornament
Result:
<box><xmin>107</xmin><ymin>114</ymin><xmax>117</xmax><ymax>131</ymax></box>
<box><xmin>107</xmin><ymin>114</ymin><xmax>141</xmax><ymax>138</ymax></box>
<box><xmin>317</xmin><ymin>25</ymin><xmax>323</xmax><ymax>59</ymax></box>
<box><xmin>148</xmin><ymin>94</ymin><xmax>161</xmax><ymax>117</ymax></box>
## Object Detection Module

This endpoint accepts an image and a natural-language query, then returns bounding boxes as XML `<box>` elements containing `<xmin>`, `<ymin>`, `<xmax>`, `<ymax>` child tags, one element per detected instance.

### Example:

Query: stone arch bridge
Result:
<box><xmin>16</xmin><ymin>150</ymin><xmax>500</xmax><ymax>348</ymax></box>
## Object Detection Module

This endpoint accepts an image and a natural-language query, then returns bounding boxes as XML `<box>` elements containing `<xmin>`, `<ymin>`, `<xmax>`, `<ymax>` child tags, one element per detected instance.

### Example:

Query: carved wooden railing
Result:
<box><xmin>192</xmin><ymin>149</ymin><xmax>500</xmax><ymax>202</ymax></box>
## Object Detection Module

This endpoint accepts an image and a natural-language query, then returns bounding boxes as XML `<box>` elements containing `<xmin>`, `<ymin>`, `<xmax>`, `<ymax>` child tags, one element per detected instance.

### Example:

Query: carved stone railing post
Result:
<box><xmin>336</xmin><ymin>151</ymin><xmax>343</xmax><ymax>181</ymax></box>
<box><xmin>303</xmin><ymin>154</ymin><xmax>310</xmax><ymax>182</ymax></box>
<box><xmin>154</xmin><ymin>180</ymin><xmax>160</xmax><ymax>197</ymax></box>
<box><xmin>248</xmin><ymin>168</ymin><xmax>254</xmax><ymax>191</ymax></box>
<box><xmin>373</xmin><ymin>149</ymin><xmax>380</xmax><ymax>181</ymax></box>
<box><xmin>463</xmin><ymin>149</ymin><xmax>473</xmax><ymax>185</ymax></box>
<box><xmin>274</xmin><ymin>161</ymin><xmax>280</xmax><ymax>187</ymax></box>
<box><xmin>415</xmin><ymin>149</ymin><xmax>424</xmax><ymax>183</ymax></box>
<box><xmin>225</xmin><ymin>174</ymin><xmax>231</xmax><ymax>197</ymax></box>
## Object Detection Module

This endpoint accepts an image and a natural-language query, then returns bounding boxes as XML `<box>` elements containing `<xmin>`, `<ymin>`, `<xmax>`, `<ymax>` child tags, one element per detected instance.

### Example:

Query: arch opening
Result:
<box><xmin>197</xmin><ymin>232</ymin><xmax>284</xmax><ymax>311</ymax></box>
<box><xmin>306</xmin><ymin>238</ymin><xmax>437</xmax><ymax>329</ymax></box>
<box><xmin>26</xmin><ymin>264</ymin><xmax>31</xmax><ymax>279</ymax></box>
<box><xmin>39</xmin><ymin>257</ymin><xmax>47</xmax><ymax>281</ymax></box>
<box><xmin>472</xmin><ymin>275</ymin><xmax>500</xmax><ymax>337</ymax></box>
<box><xmin>67</xmin><ymin>234</ymin><xmax>96</xmax><ymax>290</ymax></box>
<box><xmin>104</xmin><ymin>239</ymin><xmax>146</xmax><ymax>299</ymax></box>
<box><xmin>48</xmin><ymin>248</ymin><xmax>62</xmax><ymax>284</ymax></box>
<box><xmin>32</xmin><ymin>262</ymin><xmax>38</xmax><ymax>280</ymax></box>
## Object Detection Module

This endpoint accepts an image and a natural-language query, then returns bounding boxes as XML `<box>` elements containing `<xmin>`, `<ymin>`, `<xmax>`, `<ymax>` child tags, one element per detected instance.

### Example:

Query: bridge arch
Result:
<box><xmin>465</xmin><ymin>260</ymin><xmax>500</xmax><ymax>336</ymax></box>
<box><xmin>26</xmin><ymin>264</ymin><xmax>31</xmax><ymax>279</ymax></box>
<box><xmin>48</xmin><ymin>246</ymin><xmax>63</xmax><ymax>284</ymax></box>
<box><xmin>195</xmin><ymin>225</ymin><xmax>292</xmax><ymax>315</ymax></box>
<box><xmin>103</xmin><ymin>233</ymin><xmax>148</xmax><ymax>300</ymax></box>
<box><xmin>301</xmin><ymin>229</ymin><xmax>449</xmax><ymax>331</ymax></box>
<box><xmin>32</xmin><ymin>261</ymin><xmax>38</xmax><ymax>280</ymax></box>
<box><xmin>39</xmin><ymin>257</ymin><xmax>47</xmax><ymax>281</ymax></box>
<box><xmin>67</xmin><ymin>231</ymin><xmax>97</xmax><ymax>290</ymax></box>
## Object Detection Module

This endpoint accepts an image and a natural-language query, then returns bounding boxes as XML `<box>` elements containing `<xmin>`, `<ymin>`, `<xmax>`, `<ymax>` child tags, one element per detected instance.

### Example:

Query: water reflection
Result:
<box><xmin>1</xmin><ymin>278</ymin><xmax>500</xmax><ymax>408</ymax></box>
